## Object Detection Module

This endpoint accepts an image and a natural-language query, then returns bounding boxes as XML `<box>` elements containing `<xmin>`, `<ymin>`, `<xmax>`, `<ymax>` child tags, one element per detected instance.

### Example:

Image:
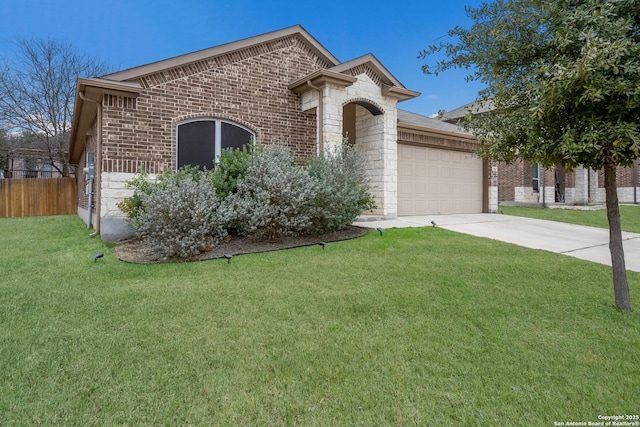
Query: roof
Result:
<box><xmin>289</xmin><ymin>53</ymin><xmax>420</xmax><ymax>102</ymax></box>
<box><xmin>398</xmin><ymin>109</ymin><xmax>474</xmax><ymax>139</ymax></box>
<box><xmin>330</xmin><ymin>54</ymin><xmax>405</xmax><ymax>88</ymax></box>
<box><xmin>69</xmin><ymin>78</ymin><xmax>144</xmax><ymax>163</ymax></box>
<box><xmin>69</xmin><ymin>25</ymin><xmax>444</xmax><ymax>163</ymax></box>
<box><xmin>440</xmin><ymin>98</ymin><xmax>495</xmax><ymax>123</ymax></box>
<box><xmin>103</xmin><ymin>25</ymin><xmax>340</xmax><ymax>82</ymax></box>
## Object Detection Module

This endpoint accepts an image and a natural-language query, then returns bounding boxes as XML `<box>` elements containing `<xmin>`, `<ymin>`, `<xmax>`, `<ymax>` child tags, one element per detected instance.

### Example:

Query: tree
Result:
<box><xmin>0</xmin><ymin>128</ymin><xmax>12</xmax><ymax>173</ymax></box>
<box><xmin>421</xmin><ymin>0</ymin><xmax>640</xmax><ymax>311</ymax></box>
<box><xmin>0</xmin><ymin>37</ymin><xmax>110</xmax><ymax>176</ymax></box>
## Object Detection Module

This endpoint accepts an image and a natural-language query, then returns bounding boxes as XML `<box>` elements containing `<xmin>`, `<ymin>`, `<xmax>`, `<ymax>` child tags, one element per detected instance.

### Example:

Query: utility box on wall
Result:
<box><xmin>84</xmin><ymin>152</ymin><xmax>94</xmax><ymax>195</ymax></box>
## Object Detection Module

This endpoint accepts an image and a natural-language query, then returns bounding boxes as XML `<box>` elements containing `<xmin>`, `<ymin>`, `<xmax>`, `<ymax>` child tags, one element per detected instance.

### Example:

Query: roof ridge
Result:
<box><xmin>102</xmin><ymin>25</ymin><xmax>339</xmax><ymax>82</ymax></box>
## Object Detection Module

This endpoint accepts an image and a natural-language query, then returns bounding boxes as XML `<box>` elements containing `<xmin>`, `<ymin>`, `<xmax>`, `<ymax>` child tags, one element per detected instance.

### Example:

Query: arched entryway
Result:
<box><xmin>342</xmin><ymin>99</ymin><xmax>388</xmax><ymax>215</ymax></box>
<box><xmin>342</xmin><ymin>99</ymin><xmax>384</xmax><ymax>145</ymax></box>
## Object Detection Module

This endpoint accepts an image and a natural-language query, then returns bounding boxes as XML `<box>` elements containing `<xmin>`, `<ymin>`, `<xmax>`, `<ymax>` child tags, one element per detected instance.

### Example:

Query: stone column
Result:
<box><xmin>573</xmin><ymin>166</ymin><xmax>590</xmax><ymax>204</ymax></box>
<box><xmin>486</xmin><ymin>158</ymin><xmax>499</xmax><ymax>212</ymax></box>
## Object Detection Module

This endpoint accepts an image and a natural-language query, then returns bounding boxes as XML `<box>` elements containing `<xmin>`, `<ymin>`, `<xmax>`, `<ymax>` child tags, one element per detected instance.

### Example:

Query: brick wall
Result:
<box><xmin>497</xmin><ymin>161</ymin><xmax>640</xmax><ymax>204</ymax></box>
<box><xmin>498</xmin><ymin>161</ymin><xmax>530</xmax><ymax>201</ymax></box>
<box><xmin>100</xmin><ymin>35</ymin><xmax>327</xmax><ymax>175</ymax></box>
<box><xmin>614</xmin><ymin>164</ymin><xmax>639</xmax><ymax>188</ymax></box>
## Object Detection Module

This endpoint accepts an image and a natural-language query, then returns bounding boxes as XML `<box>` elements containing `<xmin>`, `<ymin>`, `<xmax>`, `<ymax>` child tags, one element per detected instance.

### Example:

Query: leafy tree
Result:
<box><xmin>0</xmin><ymin>37</ymin><xmax>110</xmax><ymax>176</ymax></box>
<box><xmin>421</xmin><ymin>0</ymin><xmax>639</xmax><ymax>311</ymax></box>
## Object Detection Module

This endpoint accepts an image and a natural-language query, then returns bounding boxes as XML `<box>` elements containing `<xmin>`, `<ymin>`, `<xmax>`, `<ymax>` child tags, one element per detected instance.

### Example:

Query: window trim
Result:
<box><xmin>176</xmin><ymin>118</ymin><xmax>255</xmax><ymax>170</ymax></box>
<box><xmin>532</xmin><ymin>162</ymin><xmax>540</xmax><ymax>192</ymax></box>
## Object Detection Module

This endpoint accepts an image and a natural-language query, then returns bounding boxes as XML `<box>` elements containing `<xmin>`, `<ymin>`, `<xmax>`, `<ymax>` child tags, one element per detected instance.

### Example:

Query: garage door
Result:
<box><xmin>398</xmin><ymin>144</ymin><xmax>483</xmax><ymax>215</ymax></box>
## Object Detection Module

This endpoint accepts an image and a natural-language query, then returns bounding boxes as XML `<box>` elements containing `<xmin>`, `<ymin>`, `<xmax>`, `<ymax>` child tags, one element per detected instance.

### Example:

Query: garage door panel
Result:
<box><xmin>398</xmin><ymin>144</ymin><xmax>483</xmax><ymax>215</ymax></box>
<box><xmin>400</xmin><ymin>166</ymin><xmax>413</xmax><ymax>177</ymax></box>
<box><xmin>398</xmin><ymin>182</ymin><xmax>413</xmax><ymax>194</ymax></box>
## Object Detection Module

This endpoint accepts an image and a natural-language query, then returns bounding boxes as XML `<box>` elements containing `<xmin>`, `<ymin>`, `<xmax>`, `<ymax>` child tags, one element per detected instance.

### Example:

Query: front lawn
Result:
<box><xmin>500</xmin><ymin>204</ymin><xmax>640</xmax><ymax>233</ymax></box>
<box><xmin>1</xmin><ymin>216</ymin><xmax>638</xmax><ymax>426</ymax></box>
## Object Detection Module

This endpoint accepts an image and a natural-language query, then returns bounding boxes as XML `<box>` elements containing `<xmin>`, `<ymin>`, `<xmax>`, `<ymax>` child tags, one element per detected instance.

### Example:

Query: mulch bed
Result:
<box><xmin>113</xmin><ymin>226</ymin><xmax>369</xmax><ymax>264</ymax></box>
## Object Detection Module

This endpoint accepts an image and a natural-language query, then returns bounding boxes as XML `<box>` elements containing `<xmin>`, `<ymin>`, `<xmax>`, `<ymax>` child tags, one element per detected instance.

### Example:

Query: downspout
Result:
<box><xmin>86</xmin><ymin>161</ymin><xmax>94</xmax><ymax>230</ymax></box>
<box><xmin>541</xmin><ymin>165</ymin><xmax>546</xmax><ymax>208</ymax></box>
<box><xmin>587</xmin><ymin>167</ymin><xmax>591</xmax><ymax>204</ymax></box>
<box><xmin>307</xmin><ymin>80</ymin><xmax>323</xmax><ymax>153</ymax></box>
<box><xmin>78</xmin><ymin>91</ymin><xmax>102</xmax><ymax>238</ymax></box>
<box><xmin>634</xmin><ymin>159</ymin><xmax>638</xmax><ymax>204</ymax></box>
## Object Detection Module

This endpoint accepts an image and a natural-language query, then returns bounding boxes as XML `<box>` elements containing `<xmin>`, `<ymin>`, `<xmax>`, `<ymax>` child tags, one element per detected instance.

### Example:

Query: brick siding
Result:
<box><xmin>100</xmin><ymin>35</ymin><xmax>328</xmax><ymax>175</ymax></box>
<box><xmin>498</xmin><ymin>160</ymin><xmax>640</xmax><ymax>203</ymax></box>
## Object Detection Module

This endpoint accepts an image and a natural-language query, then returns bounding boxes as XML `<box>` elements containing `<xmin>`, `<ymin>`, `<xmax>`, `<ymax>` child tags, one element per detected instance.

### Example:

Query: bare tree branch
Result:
<box><xmin>0</xmin><ymin>37</ymin><xmax>111</xmax><ymax>176</ymax></box>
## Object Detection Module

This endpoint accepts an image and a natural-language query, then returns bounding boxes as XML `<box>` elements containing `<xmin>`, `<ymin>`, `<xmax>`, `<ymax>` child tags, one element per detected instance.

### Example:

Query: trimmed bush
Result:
<box><xmin>119</xmin><ymin>143</ymin><xmax>376</xmax><ymax>256</ymax></box>
<box><xmin>307</xmin><ymin>144</ymin><xmax>376</xmax><ymax>233</ymax></box>
<box><xmin>221</xmin><ymin>145</ymin><xmax>316</xmax><ymax>241</ymax></box>
<box><xmin>117</xmin><ymin>166</ymin><xmax>205</xmax><ymax>229</ymax></box>
<box><xmin>136</xmin><ymin>172</ymin><xmax>226</xmax><ymax>259</ymax></box>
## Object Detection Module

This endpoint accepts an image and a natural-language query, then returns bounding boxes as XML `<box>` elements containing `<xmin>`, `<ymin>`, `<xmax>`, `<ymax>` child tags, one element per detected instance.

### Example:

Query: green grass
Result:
<box><xmin>1</xmin><ymin>215</ymin><xmax>639</xmax><ymax>426</ymax></box>
<box><xmin>500</xmin><ymin>204</ymin><xmax>640</xmax><ymax>233</ymax></box>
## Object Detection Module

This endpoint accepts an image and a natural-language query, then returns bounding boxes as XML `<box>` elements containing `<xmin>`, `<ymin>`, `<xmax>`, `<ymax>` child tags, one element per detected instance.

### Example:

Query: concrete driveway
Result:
<box><xmin>357</xmin><ymin>213</ymin><xmax>640</xmax><ymax>272</ymax></box>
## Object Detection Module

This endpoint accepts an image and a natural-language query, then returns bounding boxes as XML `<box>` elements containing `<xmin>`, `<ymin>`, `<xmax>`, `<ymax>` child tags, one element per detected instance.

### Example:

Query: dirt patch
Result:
<box><xmin>113</xmin><ymin>226</ymin><xmax>369</xmax><ymax>264</ymax></box>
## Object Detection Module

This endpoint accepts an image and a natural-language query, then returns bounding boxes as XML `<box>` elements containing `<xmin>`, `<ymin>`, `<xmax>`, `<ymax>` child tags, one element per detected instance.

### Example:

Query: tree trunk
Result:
<box><xmin>604</xmin><ymin>161</ymin><xmax>632</xmax><ymax>311</ymax></box>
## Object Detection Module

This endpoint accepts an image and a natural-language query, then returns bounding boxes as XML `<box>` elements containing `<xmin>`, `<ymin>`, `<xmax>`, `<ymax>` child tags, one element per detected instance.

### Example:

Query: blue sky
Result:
<box><xmin>0</xmin><ymin>0</ymin><xmax>484</xmax><ymax>117</ymax></box>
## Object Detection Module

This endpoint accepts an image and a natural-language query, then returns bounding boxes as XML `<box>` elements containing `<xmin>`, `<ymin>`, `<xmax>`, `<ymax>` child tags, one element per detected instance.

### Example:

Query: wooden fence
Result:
<box><xmin>0</xmin><ymin>178</ymin><xmax>77</xmax><ymax>218</ymax></box>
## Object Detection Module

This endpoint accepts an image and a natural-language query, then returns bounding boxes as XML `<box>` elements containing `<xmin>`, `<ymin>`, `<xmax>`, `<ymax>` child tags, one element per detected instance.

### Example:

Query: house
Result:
<box><xmin>7</xmin><ymin>145</ymin><xmax>67</xmax><ymax>179</ymax></box>
<box><xmin>70</xmin><ymin>25</ymin><xmax>496</xmax><ymax>242</ymax></box>
<box><xmin>442</xmin><ymin>100</ymin><xmax>640</xmax><ymax>206</ymax></box>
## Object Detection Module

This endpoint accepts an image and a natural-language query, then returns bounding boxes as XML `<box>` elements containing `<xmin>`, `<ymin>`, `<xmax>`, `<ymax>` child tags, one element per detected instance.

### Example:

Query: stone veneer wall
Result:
<box><xmin>311</xmin><ymin>71</ymin><xmax>400</xmax><ymax>217</ymax></box>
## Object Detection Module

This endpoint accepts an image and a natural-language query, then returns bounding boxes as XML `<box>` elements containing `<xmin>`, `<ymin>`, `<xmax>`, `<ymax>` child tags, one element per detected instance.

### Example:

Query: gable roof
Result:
<box><xmin>330</xmin><ymin>54</ymin><xmax>403</xmax><ymax>88</ymax></box>
<box><xmin>330</xmin><ymin>54</ymin><xmax>420</xmax><ymax>101</ymax></box>
<box><xmin>289</xmin><ymin>53</ymin><xmax>420</xmax><ymax>101</ymax></box>
<box><xmin>70</xmin><ymin>25</ymin><xmax>431</xmax><ymax>164</ymax></box>
<box><xmin>103</xmin><ymin>25</ymin><xmax>339</xmax><ymax>82</ymax></box>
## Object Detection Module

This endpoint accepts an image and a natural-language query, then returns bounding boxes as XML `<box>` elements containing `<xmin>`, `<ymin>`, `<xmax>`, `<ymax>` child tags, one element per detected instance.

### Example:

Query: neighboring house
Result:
<box><xmin>70</xmin><ymin>25</ymin><xmax>497</xmax><ymax>242</ymax></box>
<box><xmin>7</xmin><ymin>146</ymin><xmax>66</xmax><ymax>179</ymax></box>
<box><xmin>442</xmin><ymin>100</ymin><xmax>640</xmax><ymax>206</ymax></box>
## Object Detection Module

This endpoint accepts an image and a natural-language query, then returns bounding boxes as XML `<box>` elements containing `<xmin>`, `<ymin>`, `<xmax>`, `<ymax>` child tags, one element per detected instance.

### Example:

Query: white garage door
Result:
<box><xmin>398</xmin><ymin>144</ymin><xmax>483</xmax><ymax>215</ymax></box>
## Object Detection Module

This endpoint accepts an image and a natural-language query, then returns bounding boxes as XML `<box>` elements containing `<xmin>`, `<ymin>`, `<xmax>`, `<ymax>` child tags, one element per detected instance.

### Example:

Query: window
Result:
<box><xmin>40</xmin><ymin>163</ymin><xmax>54</xmax><ymax>178</ymax></box>
<box><xmin>177</xmin><ymin>119</ymin><xmax>254</xmax><ymax>170</ymax></box>
<box><xmin>25</xmin><ymin>159</ymin><xmax>38</xmax><ymax>178</ymax></box>
<box><xmin>532</xmin><ymin>163</ymin><xmax>540</xmax><ymax>192</ymax></box>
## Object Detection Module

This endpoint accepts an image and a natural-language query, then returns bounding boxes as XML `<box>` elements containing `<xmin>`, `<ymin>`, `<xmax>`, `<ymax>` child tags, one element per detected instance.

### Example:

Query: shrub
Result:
<box><xmin>118</xmin><ymin>143</ymin><xmax>377</xmax><ymax>257</ymax></box>
<box><xmin>117</xmin><ymin>169</ymin><xmax>154</xmax><ymax>229</ymax></box>
<box><xmin>157</xmin><ymin>165</ymin><xmax>205</xmax><ymax>187</ymax></box>
<box><xmin>118</xmin><ymin>166</ymin><xmax>206</xmax><ymax>228</ymax></box>
<box><xmin>306</xmin><ymin>143</ymin><xmax>376</xmax><ymax>233</ymax></box>
<box><xmin>210</xmin><ymin>146</ymin><xmax>251</xmax><ymax>200</ymax></box>
<box><xmin>137</xmin><ymin>173</ymin><xmax>226</xmax><ymax>259</ymax></box>
<box><xmin>221</xmin><ymin>144</ymin><xmax>316</xmax><ymax>241</ymax></box>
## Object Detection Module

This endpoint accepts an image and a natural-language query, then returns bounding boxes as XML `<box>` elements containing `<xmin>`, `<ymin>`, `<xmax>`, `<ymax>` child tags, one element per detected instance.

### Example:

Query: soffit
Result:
<box><xmin>288</xmin><ymin>70</ymin><xmax>358</xmax><ymax>93</ymax></box>
<box><xmin>69</xmin><ymin>78</ymin><xmax>143</xmax><ymax>164</ymax></box>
